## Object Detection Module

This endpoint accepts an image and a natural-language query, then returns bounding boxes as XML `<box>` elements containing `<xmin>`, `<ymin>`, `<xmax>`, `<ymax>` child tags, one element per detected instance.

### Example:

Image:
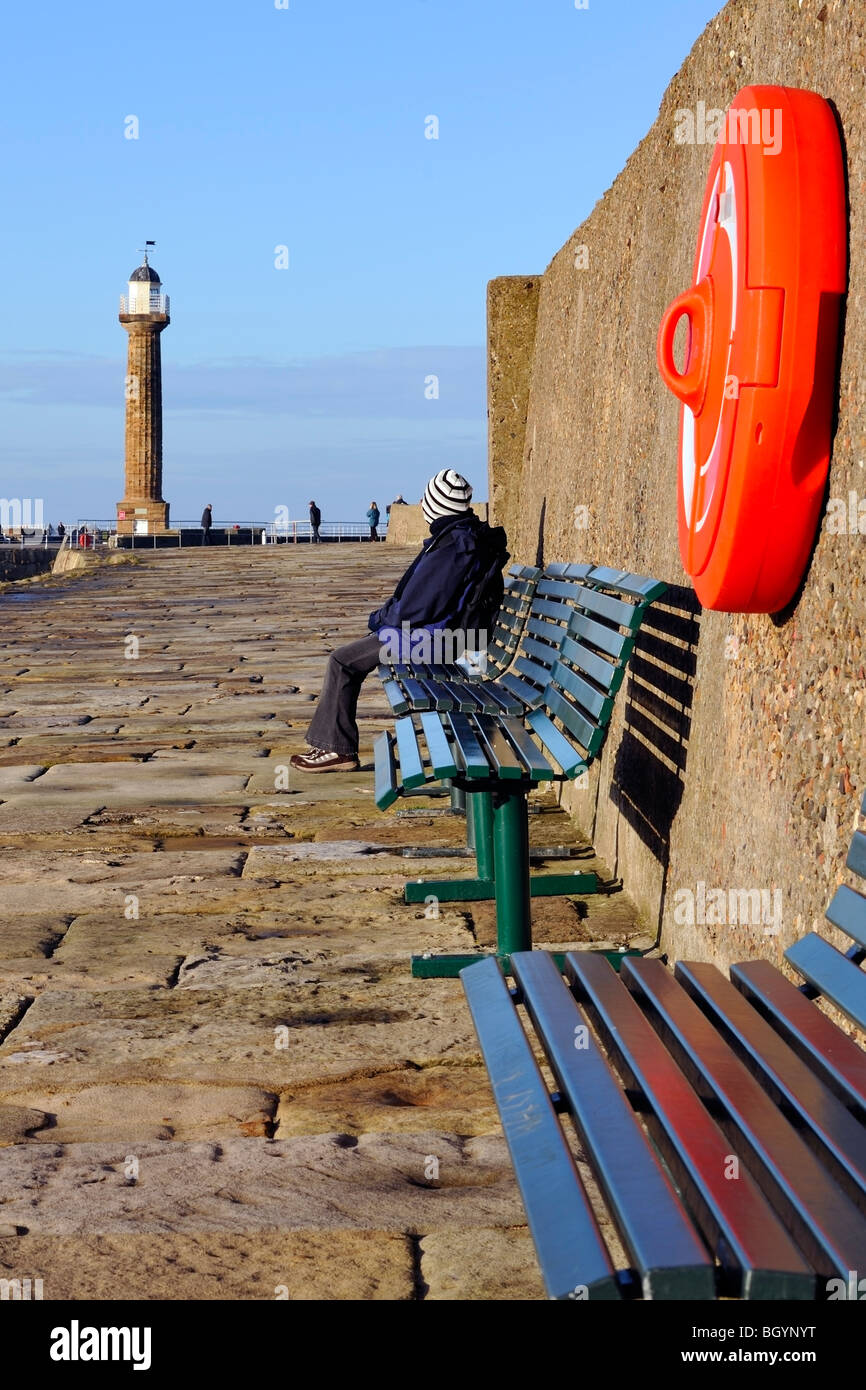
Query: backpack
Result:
<box><xmin>457</xmin><ymin>522</ymin><xmax>510</xmax><ymax>634</ymax></box>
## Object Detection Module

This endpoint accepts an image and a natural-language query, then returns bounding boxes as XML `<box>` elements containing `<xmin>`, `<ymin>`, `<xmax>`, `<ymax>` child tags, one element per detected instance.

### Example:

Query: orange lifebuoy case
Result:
<box><xmin>657</xmin><ymin>86</ymin><xmax>847</xmax><ymax>613</ymax></box>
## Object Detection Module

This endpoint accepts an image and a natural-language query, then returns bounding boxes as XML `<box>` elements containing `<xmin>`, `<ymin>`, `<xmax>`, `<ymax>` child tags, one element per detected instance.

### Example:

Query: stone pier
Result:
<box><xmin>0</xmin><ymin>548</ymin><xmax>648</xmax><ymax>1299</ymax></box>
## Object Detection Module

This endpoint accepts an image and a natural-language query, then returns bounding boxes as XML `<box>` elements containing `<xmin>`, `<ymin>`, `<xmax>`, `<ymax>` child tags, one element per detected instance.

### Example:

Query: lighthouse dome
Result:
<box><xmin>129</xmin><ymin>262</ymin><xmax>161</xmax><ymax>284</ymax></box>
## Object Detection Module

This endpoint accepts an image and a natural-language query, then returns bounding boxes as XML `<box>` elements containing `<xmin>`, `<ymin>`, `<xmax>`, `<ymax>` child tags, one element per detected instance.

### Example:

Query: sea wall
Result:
<box><xmin>0</xmin><ymin>548</ymin><xmax>55</xmax><ymax>583</ymax></box>
<box><xmin>488</xmin><ymin>0</ymin><xmax>865</xmax><ymax>969</ymax></box>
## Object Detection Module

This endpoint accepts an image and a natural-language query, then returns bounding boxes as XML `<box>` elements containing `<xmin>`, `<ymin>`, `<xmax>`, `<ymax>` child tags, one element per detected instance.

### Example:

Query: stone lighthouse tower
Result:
<box><xmin>117</xmin><ymin>247</ymin><xmax>170</xmax><ymax>534</ymax></box>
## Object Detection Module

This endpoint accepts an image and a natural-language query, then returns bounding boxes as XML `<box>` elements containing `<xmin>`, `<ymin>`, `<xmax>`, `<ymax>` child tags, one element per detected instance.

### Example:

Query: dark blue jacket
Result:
<box><xmin>368</xmin><ymin>512</ymin><xmax>504</xmax><ymax>641</ymax></box>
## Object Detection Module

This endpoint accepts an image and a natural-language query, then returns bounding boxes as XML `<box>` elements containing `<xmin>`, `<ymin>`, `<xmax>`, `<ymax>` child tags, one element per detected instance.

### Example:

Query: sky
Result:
<box><xmin>0</xmin><ymin>0</ymin><xmax>723</xmax><ymax>527</ymax></box>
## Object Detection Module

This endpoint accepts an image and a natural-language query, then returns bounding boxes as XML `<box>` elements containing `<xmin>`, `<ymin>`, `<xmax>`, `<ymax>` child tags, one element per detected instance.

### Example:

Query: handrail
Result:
<box><xmin>69</xmin><ymin>520</ymin><xmax>390</xmax><ymax>549</ymax></box>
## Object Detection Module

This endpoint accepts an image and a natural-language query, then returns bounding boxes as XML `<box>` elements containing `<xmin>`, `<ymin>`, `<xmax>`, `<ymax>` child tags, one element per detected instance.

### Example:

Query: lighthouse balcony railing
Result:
<box><xmin>119</xmin><ymin>294</ymin><xmax>170</xmax><ymax>315</ymax></box>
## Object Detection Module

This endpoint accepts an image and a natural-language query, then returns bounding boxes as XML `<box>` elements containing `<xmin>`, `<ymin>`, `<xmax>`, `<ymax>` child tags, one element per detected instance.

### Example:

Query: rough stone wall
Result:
<box><xmin>0</xmin><ymin>549</ymin><xmax>54</xmax><ymax>582</ymax></box>
<box><xmin>490</xmin><ymin>0</ymin><xmax>865</xmax><ymax>970</ymax></box>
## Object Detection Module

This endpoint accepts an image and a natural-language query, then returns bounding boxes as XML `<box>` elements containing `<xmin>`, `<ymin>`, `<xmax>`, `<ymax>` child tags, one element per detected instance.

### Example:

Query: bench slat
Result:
<box><xmin>498</xmin><ymin>672</ymin><xmax>548</xmax><ymax>709</ymax></box>
<box><xmin>566</xmin><ymin>952</ymin><xmax>814</xmax><ymax>1298</ymax></box>
<box><xmin>440</xmin><ymin>681</ymin><xmax>502</xmax><ymax>716</ymax></box>
<box><xmin>586</xmin><ymin>566</ymin><xmax>669</xmax><ymax>603</ymax></box>
<box><xmin>461</xmin><ymin>958</ymin><xmax>621</xmax><ymax>1300</ymax></box>
<box><xmin>472</xmin><ymin>714</ymin><xmax>527</xmax><ymax>780</ymax></box>
<box><xmin>731</xmin><ymin>959</ymin><xmax>866</xmax><ymax>1118</ymax></box>
<box><xmin>418</xmin><ymin>711</ymin><xmax>458</xmax><ymax>779</ymax></box>
<box><xmin>394</xmin><ymin>717</ymin><xmax>427</xmax><ymax>790</ymax></box>
<box><xmin>446</xmin><ymin>712</ymin><xmax>490</xmax><ymax>778</ymax></box>
<box><xmin>676</xmin><ymin>961</ymin><xmax>866</xmax><ymax>1212</ymax></box>
<box><xmin>623</xmin><ymin>957</ymin><xmax>866</xmax><ymax>1279</ymax></box>
<box><xmin>522</xmin><ymin>635</ymin><xmax>564</xmax><ymax>667</ymax></box>
<box><xmin>499</xmin><ymin>718</ymin><xmax>555</xmax><ymax>781</ymax></box>
<box><xmin>526</xmin><ymin>708</ymin><xmax>588</xmax><ymax>780</ymax></box>
<box><xmin>545</xmin><ymin>686</ymin><xmax>604</xmax><ymax>756</ymax></box>
<box><xmin>569</xmin><ymin>610</ymin><xmax>632</xmax><ymax>661</ymax></box>
<box><xmin>423</xmin><ymin>675</ymin><xmax>478</xmax><ymax>712</ymax></box>
<box><xmin>559</xmin><ymin>632</ymin><xmax>622</xmax><ymax>694</ymax></box>
<box><xmin>543</xmin><ymin>562</ymin><xmax>595</xmax><ymax>580</ymax></box>
<box><xmin>532</xmin><ymin>596</ymin><xmax>579</xmax><ymax>626</ymax></box>
<box><xmin>576</xmin><ymin>585</ymin><xmax>643</xmax><ymax>630</ymax></box>
<box><xmin>373</xmin><ymin>731</ymin><xmax>399</xmax><ymax>810</ymax></box>
<box><xmin>474</xmin><ymin>682</ymin><xmax>527</xmax><ymax>717</ymax></box>
<box><xmin>397</xmin><ymin>677</ymin><xmax>432</xmax><ymax>711</ymax></box>
<box><xmin>380</xmin><ymin>677</ymin><xmax>410</xmax><ymax>716</ymax></box>
<box><xmin>550</xmin><ymin>659</ymin><xmax>615</xmax><ymax>724</ymax></box>
<box><xmin>786</xmin><ymin>934</ymin><xmax>866</xmax><ymax>1030</ymax></box>
<box><xmin>511</xmin><ymin>951</ymin><xmax>716</xmax><ymax>1299</ymax></box>
<box><xmin>514</xmin><ymin>655</ymin><xmax>561</xmax><ymax>689</ymax></box>
<box><xmin>526</xmin><ymin>615</ymin><xmax>568</xmax><ymax>647</ymax></box>
<box><xmin>414</xmin><ymin>678</ymin><xmax>455</xmax><ymax>712</ymax></box>
<box><xmin>847</xmin><ymin>830</ymin><xmax>866</xmax><ymax>882</ymax></box>
<box><xmin>537</xmin><ymin>577</ymin><xmax>593</xmax><ymax>602</ymax></box>
<box><xmin>825</xmin><ymin>884</ymin><xmax>866</xmax><ymax>952</ymax></box>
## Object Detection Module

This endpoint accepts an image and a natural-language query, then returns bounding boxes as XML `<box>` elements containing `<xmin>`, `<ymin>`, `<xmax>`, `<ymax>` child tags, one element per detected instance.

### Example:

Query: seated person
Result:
<box><xmin>290</xmin><ymin>470</ymin><xmax>508</xmax><ymax>772</ymax></box>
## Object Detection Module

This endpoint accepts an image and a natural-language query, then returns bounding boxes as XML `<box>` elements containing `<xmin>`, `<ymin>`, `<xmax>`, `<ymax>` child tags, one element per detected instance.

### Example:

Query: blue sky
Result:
<box><xmin>0</xmin><ymin>0</ymin><xmax>722</xmax><ymax>525</ymax></box>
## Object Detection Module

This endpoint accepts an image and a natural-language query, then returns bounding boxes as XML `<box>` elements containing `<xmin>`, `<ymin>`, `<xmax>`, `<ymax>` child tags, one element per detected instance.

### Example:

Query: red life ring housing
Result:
<box><xmin>657</xmin><ymin>86</ymin><xmax>847</xmax><ymax>612</ymax></box>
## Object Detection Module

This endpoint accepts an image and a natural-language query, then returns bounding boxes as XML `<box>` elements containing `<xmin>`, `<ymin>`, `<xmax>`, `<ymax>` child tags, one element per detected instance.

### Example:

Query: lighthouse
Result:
<box><xmin>117</xmin><ymin>246</ymin><xmax>170</xmax><ymax>534</ymax></box>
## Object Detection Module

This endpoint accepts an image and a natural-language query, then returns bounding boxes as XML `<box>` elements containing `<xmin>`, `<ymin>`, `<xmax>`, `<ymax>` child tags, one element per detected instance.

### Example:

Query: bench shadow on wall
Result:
<box><xmin>606</xmin><ymin>583</ymin><xmax>701</xmax><ymax>938</ymax></box>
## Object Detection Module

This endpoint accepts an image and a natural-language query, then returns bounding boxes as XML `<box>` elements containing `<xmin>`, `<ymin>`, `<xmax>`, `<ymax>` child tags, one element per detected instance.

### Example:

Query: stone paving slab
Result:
<box><xmin>0</xmin><ymin>1231</ymin><xmax>415</xmax><ymax>1300</ymax></box>
<box><xmin>0</xmin><ymin>1133</ymin><xmax>524</xmax><ymax>1233</ymax></box>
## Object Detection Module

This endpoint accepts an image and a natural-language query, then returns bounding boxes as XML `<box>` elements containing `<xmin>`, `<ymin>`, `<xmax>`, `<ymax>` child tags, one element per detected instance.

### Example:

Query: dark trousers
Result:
<box><xmin>369</xmin><ymin>526</ymin><xmax>379</xmax><ymax>541</ymax></box>
<box><xmin>201</xmin><ymin>527</ymin><xmax>211</xmax><ymax>545</ymax></box>
<box><xmin>305</xmin><ymin>632</ymin><xmax>382</xmax><ymax>756</ymax></box>
<box><xmin>311</xmin><ymin>525</ymin><xmax>321</xmax><ymax>544</ymax></box>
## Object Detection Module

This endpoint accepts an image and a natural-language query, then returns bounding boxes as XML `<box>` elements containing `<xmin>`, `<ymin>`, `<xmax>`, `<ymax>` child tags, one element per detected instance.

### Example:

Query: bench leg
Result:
<box><xmin>492</xmin><ymin>786</ymin><xmax>532</xmax><ymax>956</ymax></box>
<box><xmin>469</xmin><ymin>790</ymin><xmax>495</xmax><ymax>878</ymax></box>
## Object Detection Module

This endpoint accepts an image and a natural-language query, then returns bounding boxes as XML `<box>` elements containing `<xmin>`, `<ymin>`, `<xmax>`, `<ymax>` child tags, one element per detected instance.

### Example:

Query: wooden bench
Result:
<box><xmin>374</xmin><ymin>564</ymin><xmax>667</xmax><ymax>977</ymax></box>
<box><xmin>460</xmin><ymin>793</ymin><xmax>866</xmax><ymax>1300</ymax></box>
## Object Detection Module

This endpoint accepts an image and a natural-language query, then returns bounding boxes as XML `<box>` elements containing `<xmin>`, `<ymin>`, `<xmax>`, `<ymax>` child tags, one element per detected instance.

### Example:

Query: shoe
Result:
<box><xmin>289</xmin><ymin>748</ymin><xmax>360</xmax><ymax>773</ymax></box>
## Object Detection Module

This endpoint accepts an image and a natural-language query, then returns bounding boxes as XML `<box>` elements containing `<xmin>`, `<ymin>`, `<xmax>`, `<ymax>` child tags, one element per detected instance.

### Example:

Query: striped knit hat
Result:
<box><xmin>421</xmin><ymin>469</ymin><xmax>473</xmax><ymax>524</ymax></box>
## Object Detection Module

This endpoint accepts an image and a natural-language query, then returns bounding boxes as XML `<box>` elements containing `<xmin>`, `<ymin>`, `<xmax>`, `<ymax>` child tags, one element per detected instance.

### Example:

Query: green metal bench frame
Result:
<box><xmin>460</xmin><ymin>793</ymin><xmax>866</xmax><ymax>1299</ymax></box>
<box><xmin>375</xmin><ymin>564</ymin><xmax>667</xmax><ymax>977</ymax></box>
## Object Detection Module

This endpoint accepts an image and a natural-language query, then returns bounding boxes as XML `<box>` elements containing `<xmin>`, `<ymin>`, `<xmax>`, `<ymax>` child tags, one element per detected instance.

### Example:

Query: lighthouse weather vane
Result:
<box><xmin>139</xmin><ymin>239</ymin><xmax>156</xmax><ymax>265</ymax></box>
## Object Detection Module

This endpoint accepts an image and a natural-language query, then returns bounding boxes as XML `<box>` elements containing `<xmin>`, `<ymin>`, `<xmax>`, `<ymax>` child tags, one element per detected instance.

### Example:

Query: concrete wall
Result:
<box><xmin>488</xmin><ymin>277</ymin><xmax>541</xmax><ymax>552</ymax></box>
<box><xmin>489</xmin><ymin>0</ymin><xmax>865</xmax><ymax>969</ymax></box>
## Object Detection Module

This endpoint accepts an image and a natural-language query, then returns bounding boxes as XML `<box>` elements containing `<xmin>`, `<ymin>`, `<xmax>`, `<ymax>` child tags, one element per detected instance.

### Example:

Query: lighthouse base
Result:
<box><xmin>116</xmin><ymin>500</ymin><xmax>170</xmax><ymax>535</ymax></box>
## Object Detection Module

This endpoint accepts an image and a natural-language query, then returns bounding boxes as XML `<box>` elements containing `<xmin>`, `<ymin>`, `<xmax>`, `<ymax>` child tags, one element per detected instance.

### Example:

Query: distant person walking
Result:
<box><xmin>366</xmin><ymin>501</ymin><xmax>381</xmax><ymax>541</ymax></box>
<box><xmin>309</xmin><ymin>500</ymin><xmax>322</xmax><ymax>544</ymax></box>
<box><xmin>201</xmin><ymin>504</ymin><xmax>213</xmax><ymax>545</ymax></box>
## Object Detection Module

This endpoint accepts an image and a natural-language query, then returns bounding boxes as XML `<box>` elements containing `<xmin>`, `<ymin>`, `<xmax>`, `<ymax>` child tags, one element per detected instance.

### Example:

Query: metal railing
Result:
<box><xmin>119</xmin><ymin>294</ymin><xmax>170</xmax><ymax>315</ymax></box>
<box><xmin>0</xmin><ymin>528</ymin><xmax>60</xmax><ymax>548</ymax></box>
<box><xmin>70</xmin><ymin>520</ymin><xmax>389</xmax><ymax>549</ymax></box>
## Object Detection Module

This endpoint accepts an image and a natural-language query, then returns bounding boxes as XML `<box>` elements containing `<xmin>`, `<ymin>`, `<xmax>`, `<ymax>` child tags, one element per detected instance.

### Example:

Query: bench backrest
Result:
<box><xmin>542</xmin><ymin>566</ymin><xmax>668</xmax><ymax>759</ymax></box>
<box><xmin>498</xmin><ymin>564</ymin><xmax>667</xmax><ymax>769</ymax></box>
<box><xmin>484</xmin><ymin>563</ymin><xmax>542</xmax><ymax>676</ymax></box>
<box><xmin>786</xmin><ymin>793</ymin><xmax>866</xmax><ymax>1029</ymax></box>
<box><xmin>496</xmin><ymin>563</ymin><xmax>598</xmax><ymax>707</ymax></box>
